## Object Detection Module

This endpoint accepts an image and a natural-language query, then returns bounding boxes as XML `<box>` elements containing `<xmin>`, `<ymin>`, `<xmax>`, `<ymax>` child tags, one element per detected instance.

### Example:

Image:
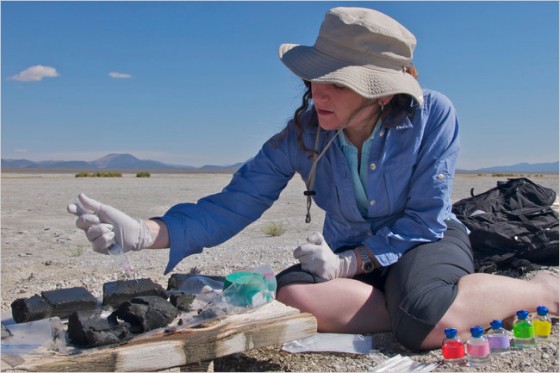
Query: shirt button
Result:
<box><xmin>379</xmin><ymin>130</ymin><xmax>385</xmax><ymax>137</ymax></box>
<box><xmin>369</xmin><ymin>200</ymin><xmax>376</xmax><ymax>207</ymax></box>
<box><xmin>367</xmin><ymin>231</ymin><xmax>373</xmax><ymax>236</ymax></box>
<box><xmin>369</xmin><ymin>163</ymin><xmax>377</xmax><ymax>171</ymax></box>
<box><xmin>437</xmin><ymin>173</ymin><xmax>445</xmax><ymax>180</ymax></box>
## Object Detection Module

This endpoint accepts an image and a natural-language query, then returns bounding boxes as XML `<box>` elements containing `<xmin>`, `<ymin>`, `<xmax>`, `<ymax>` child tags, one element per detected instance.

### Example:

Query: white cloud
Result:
<box><xmin>109</xmin><ymin>72</ymin><xmax>132</xmax><ymax>79</ymax></box>
<box><xmin>9</xmin><ymin>65</ymin><xmax>59</xmax><ymax>82</ymax></box>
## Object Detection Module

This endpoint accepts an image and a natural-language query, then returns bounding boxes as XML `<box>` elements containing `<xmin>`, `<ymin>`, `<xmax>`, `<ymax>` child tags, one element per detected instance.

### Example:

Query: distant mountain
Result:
<box><xmin>2</xmin><ymin>154</ymin><xmax>557</xmax><ymax>173</ymax></box>
<box><xmin>199</xmin><ymin>163</ymin><xmax>245</xmax><ymax>171</ymax></box>
<box><xmin>88</xmin><ymin>153</ymin><xmax>190</xmax><ymax>170</ymax></box>
<box><xmin>1</xmin><ymin>153</ymin><xmax>243</xmax><ymax>172</ymax></box>
<box><xmin>465</xmin><ymin>161</ymin><xmax>559</xmax><ymax>173</ymax></box>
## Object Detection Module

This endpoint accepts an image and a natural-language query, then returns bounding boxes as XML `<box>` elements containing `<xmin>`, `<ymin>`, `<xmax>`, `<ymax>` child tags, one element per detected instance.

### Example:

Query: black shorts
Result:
<box><xmin>275</xmin><ymin>219</ymin><xmax>473</xmax><ymax>351</ymax></box>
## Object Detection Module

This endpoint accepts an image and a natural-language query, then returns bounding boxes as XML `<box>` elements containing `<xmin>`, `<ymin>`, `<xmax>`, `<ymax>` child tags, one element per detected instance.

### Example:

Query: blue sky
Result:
<box><xmin>2</xmin><ymin>1</ymin><xmax>559</xmax><ymax>170</ymax></box>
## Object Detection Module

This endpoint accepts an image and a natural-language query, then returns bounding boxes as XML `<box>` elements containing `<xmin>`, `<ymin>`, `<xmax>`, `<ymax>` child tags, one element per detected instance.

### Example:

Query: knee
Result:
<box><xmin>276</xmin><ymin>285</ymin><xmax>291</xmax><ymax>304</ymax></box>
<box><xmin>276</xmin><ymin>284</ymin><xmax>306</xmax><ymax>310</ymax></box>
<box><xmin>276</xmin><ymin>284</ymin><xmax>325</xmax><ymax>317</ymax></box>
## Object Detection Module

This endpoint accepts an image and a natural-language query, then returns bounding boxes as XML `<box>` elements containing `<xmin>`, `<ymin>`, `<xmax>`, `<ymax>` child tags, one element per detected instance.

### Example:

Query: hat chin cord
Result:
<box><xmin>303</xmin><ymin>100</ymin><xmax>380</xmax><ymax>223</ymax></box>
<box><xmin>304</xmin><ymin>127</ymin><xmax>343</xmax><ymax>223</ymax></box>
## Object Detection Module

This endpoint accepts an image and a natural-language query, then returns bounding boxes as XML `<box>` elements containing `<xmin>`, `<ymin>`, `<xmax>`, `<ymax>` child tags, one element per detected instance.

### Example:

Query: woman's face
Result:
<box><xmin>311</xmin><ymin>82</ymin><xmax>377</xmax><ymax>131</ymax></box>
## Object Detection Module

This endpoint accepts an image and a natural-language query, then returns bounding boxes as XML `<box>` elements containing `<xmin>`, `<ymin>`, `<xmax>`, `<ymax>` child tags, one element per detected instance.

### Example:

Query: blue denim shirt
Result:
<box><xmin>159</xmin><ymin>89</ymin><xmax>462</xmax><ymax>274</ymax></box>
<box><xmin>338</xmin><ymin>120</ymin><xmax>382</xmax><ymax>217</ymax></box>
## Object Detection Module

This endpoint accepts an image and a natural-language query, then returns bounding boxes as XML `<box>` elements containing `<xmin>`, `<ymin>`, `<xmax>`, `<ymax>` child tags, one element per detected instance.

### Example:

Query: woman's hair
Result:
<box><xmin>292</xmin><ymin>65</ymin><xmax>421</xmax><ymax>157</ymax></box>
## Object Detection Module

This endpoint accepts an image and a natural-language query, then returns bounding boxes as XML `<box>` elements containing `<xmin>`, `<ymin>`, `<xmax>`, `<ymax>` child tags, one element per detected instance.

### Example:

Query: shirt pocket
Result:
<box><xmin>377</xmin><ymin>154</ymin><xmax>416</xmax><ymax>216</ymax></box>
<box><xmin>333</xmin><ymin>182</ymin><xmax>366</xmax><ymax>222</ymax></box>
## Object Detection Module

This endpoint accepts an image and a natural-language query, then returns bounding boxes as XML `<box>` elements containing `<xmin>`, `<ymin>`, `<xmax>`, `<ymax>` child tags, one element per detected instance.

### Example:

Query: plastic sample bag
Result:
<box><xmin>282</xmin><ymin>333</ymin><xmax>373</xmax><ymax>354</ymax></box>
<box><xmin>1</xmin><ymin>317</ymin><xmax>66</xmax><ymax>355</ymax></box>
<box><xmin>174</xmin><ymin>265</ymin><xmax>277</xmax><ymax>328</ymax></box>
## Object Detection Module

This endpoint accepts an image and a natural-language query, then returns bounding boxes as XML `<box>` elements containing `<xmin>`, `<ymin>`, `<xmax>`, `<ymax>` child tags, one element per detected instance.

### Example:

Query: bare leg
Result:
<box><xmin>420</xmin><ymin>271</ymin><xmax>559</xmax><ymax>349</ymax></box>
<box><xmin>277</xmin><ymin>278</ymin><xmax>391</xmax><ymax>334</ymax></box>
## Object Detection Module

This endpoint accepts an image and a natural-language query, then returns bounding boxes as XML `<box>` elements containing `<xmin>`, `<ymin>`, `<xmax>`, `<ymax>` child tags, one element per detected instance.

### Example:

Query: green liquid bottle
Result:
<box><xmin>513</xmin><ymin>310</ymin><xmax>535</xmax><ymax>347</ymax></box>
<box><xmin>534</xmin><ymin>305</ymin><xmax>552</xmax><ymax>340</ymax></box>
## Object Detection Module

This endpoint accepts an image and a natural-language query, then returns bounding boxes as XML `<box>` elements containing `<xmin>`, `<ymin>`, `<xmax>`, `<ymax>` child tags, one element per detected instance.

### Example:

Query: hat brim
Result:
<box><xmin>279</xmin><ymin>43</ymin><xmax>423</xmax><ymax>106</ymax></box>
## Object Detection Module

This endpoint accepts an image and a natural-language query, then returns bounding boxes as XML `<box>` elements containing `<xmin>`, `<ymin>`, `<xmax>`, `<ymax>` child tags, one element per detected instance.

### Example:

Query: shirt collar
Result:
<box><xmin>338</xmin><ymin>119</ymin><xmax>382</xmax><ymax>150</ymax></box>
<box><xmin>394</xmin><ymin>115</ymin><xmax>413</xmax><ymax>130</ymax></box>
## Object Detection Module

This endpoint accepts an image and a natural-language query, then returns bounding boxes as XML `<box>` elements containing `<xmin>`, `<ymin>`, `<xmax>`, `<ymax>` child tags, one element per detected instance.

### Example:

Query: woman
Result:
<box><xmin>70</xmin><ymin>7</ymin><xmax>558</xmax><ymax>351</ymax></box>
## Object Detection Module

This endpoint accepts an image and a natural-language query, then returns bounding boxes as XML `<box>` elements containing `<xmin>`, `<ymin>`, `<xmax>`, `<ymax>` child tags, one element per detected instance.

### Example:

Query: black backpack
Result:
<box><xmin>452</xmin><ymin>177</ymin><xmax>559</xmax><ymax>273</ymax></box>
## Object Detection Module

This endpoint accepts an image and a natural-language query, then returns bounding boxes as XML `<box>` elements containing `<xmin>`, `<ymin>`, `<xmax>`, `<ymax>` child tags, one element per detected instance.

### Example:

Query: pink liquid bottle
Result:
<box><xmin>487</xmin><ymin>319</ymin><xmax>510</xmax><ymax>353</ymax></box>
<box><xmin>441</xmin><ymin>328</ymin><xmax>465</xmax><ymax>365</ymax></box>
<box><xmin>466</xmin><ymin>326</ymin><xmax>490</xmax><ymax>367</ymax></box>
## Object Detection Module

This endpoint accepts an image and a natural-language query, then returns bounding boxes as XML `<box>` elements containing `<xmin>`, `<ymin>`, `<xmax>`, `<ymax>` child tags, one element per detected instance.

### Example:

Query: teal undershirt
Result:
<box><xmin>337</xmin><ymin>120</ymin><xmax>382</xmax><ymax>218</ymax></box>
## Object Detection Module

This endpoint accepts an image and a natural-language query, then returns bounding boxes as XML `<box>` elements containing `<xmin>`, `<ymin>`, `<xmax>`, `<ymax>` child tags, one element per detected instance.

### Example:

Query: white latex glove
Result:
<box><xmin>293</xmin><ymin>232</ymin><xmax>358</xmax><ymax>280</ymax></box>
<box><xmin>67</xmin><ymin>193</ymin><xmax>154</xmax><ymax>254</ymax></box>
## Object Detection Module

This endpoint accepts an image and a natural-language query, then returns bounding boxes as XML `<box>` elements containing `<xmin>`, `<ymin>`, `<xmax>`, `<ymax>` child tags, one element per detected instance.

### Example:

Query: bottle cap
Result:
<box><xmin>471</xmin><ymin>325</ymin><xmax>484</xmax><ymax>338</ymax></box>
<box><xmin>470</xmin><ymin>325</ymin><xmax>484</xmax><ymax>338</ymax></box>
<box><xmin>537</xmin><ymin>305</ymin><xmax>549</xmax><ymax>316</ymax></box>
<box><xmin>516</xmin><ymin>309</ymin><xmax>529</xmax><ymax>319</ymax></box>
<box><xmin>490</xmin><ymin>319</ymin><xmax>503</xmax><ymax>330</ymax></box>
<box><xmin>444</xmin><ymin>327</ymin><xmax>458</xmax><ymax>338</ymax></box>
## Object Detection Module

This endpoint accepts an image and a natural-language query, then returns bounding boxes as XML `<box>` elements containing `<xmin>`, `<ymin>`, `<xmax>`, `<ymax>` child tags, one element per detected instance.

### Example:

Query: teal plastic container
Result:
<box><xmin>223</xmin><ymin>271</ymin><xmax>268</xmax><ymax>307</ymax></box>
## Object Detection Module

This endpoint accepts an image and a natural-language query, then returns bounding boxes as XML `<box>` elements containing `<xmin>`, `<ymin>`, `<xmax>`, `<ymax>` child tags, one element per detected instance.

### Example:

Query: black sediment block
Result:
<box><xmin>167</xmin><ymin>273</ymin><xmax>225</xmax><ymax>291</ymax></box>
<box><xmin>11</xmin><ymin>294</ymin><xmax>52</xmax><ymax>323</ymax></box>
<box><xmin>112</xmin><ymin>296</ymin><xmax>178</xmax><ymax>333</ymax></box>
<box><xmin>169</xmin><ymin>293</ymin><xmax>196</xmax><ymax>312</ymax></box>
<box><xmin>103</xmin><ymin>278</ymin><xmax>167</xmax><ymax>308</ymax></box>
<box><xmin>67</xmin><ymin>309</ymin><xmax>130</xmax><ymax>347</ymax></box>
<box><xmin>41</xmin><ymin>287</ymin><xmax>98</xmax><ymax>319</ymax></box>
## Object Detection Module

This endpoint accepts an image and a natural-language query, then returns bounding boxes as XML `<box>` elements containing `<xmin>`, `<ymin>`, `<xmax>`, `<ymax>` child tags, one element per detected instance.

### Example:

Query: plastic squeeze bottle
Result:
<box><xmin>466</xmin><ymin>326</ymin><xmax>491</xmax><ymax>367</ymax></box>
<box><xmin>534</xmin><ymin>305</ymin><xmax>552</xmax><ymax>340</ymax></box>
<box><xmin>441</xmin><ymin>328</ymin><xmax>465</xmax><ymax>365</ymax></box>
<box><xmin>487</xmin><ymin>320</ymin><xmax>510</xmax><ymax>353</ymax></box>
<box><xmin>513</xmin><ymin>309</ymin><xmax>535</xmax><ymax>346</ymax></box>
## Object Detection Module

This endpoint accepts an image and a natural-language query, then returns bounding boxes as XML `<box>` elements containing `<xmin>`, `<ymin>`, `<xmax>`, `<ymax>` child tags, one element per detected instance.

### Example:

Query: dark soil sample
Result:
<box><xmin>11</xmin><ymin>294</ymin><xmax>52</xmax><ymax>323</ymax></box>
<box><xmin>67</xmin><ymin>309</ymin><xmax>131</xmax><ymax>347</ymax></box>
<box><xmin>111</xmin><ymin>296</ymin><xmax>178</xmax><ymax>333</ymax></box>
<box><xmin>167</xmin><ymin>274</ymin><xmax>225</xmax><ymax>291</ymax></box>
<box><xmin>169</xmin><ymin>293</ymin><xmax>196</xmax><ymax>312</ymax></box>
<box><xmin>103</xmin><ymin>278</ymin><xmax>167</xmax><ymax>308</ymax></box>
<box><xmin>41</xmin><ymin>287</ymin><xmax>98</xmax><ymax>319</ymax></box>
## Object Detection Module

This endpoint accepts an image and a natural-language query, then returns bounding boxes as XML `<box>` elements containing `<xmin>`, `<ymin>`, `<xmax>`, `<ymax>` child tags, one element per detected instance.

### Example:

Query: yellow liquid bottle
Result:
<box><xmin>534</xmin><ymin>305</ymin><xmax>552</xmax><ymax>339</ymax></box>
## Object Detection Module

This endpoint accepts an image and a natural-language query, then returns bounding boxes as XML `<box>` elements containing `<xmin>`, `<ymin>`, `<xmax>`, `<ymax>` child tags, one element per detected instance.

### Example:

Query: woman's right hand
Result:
<box><xmin>67</xmin><ymin>193</ymin><xmax>154</xmax><ymax>254</ymax></box>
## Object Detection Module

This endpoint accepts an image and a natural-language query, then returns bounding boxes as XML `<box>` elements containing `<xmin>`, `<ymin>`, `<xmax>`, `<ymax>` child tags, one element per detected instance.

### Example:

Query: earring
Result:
<box><xmin>380</xmin><ymin>102</ymin><xmax>385</xmax><ymax>112</ymax></box>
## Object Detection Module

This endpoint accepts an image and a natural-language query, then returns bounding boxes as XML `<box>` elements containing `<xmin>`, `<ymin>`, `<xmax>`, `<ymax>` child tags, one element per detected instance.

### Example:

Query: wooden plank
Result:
<box><xmin>2</xmin><ymin>301</ymin><xmax>317</xmax><ymax>372</ymax></box>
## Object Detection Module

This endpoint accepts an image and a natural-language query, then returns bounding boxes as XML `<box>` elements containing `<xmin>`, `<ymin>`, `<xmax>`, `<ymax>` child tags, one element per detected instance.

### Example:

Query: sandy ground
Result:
<box><xmin>1</xmin><ymin>172</ymin><xmax>558</xmax><ymax>371</ymax></box>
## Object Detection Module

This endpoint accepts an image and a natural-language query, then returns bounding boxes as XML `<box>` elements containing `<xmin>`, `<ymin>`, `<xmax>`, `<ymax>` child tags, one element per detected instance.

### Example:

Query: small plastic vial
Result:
<box><xmin>106</xmin><ymin>241</ymin><xmax>134</xmax><ymax>276</ymax></box>
<box><xmin>487</xmin><ymin>320</ymin><xmax>510</xmax><ymax>353</ymax></box>
<box><xmin>466</xmin><ymin>326</ymin><xmax>491</xmax><ymax>367</ymax></box>
<box><xmin>534</xmin><ymin>305</ymin><xmax>552</xmax><ymax>340</ymax></box>
<box><xmin>513</xmin><ymin>309</ymin><xmax>535</xmax><ymax>346</ymax></box>
<box><xmin>441</xmin><ymin>328</ymin><xmax>465</xmax><ymax>365</ymax></box>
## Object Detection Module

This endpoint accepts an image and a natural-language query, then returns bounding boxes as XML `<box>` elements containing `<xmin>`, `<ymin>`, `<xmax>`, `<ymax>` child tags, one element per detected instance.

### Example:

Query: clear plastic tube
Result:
<box><xmin>106</xmin><ymin>241</ymin><xmax>134</xmax><ymax>275</ymax></box>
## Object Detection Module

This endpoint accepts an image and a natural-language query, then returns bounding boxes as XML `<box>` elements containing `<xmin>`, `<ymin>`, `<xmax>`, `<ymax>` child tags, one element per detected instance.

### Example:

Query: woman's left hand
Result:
<box><xmin>293</xmin><ymin>232</ymin><xmax>358</xmax><ymax>280</ymax></box>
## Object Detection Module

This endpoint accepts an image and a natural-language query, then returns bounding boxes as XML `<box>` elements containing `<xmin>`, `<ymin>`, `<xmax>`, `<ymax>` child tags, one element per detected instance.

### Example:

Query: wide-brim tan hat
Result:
<box><xmin>279</xmin><ymin>7</ymin><xmax>423</xmax><ymax>106</ymax></box>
